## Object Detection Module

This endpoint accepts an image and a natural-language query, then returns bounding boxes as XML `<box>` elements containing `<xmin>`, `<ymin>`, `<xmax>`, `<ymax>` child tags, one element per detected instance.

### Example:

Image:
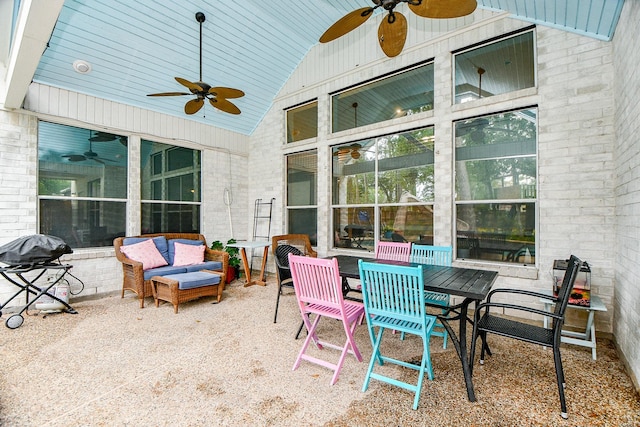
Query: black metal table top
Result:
<box><xmin>330</xmin><ymin>254</ymin><xmax>498</xmax><ymax>301</ymax></box>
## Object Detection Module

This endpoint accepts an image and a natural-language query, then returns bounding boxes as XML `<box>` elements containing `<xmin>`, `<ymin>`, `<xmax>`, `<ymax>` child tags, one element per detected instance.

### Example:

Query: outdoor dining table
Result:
<box><xmin>330</xmin><ymin>254</ymin><xmax>499</xmax><ymax>402</ymax></box>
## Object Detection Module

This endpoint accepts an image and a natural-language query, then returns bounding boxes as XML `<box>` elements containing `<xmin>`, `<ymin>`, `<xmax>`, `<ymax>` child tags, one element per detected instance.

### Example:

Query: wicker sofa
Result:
<box><xmin>114</xmin><ymin>233</ymin><xmax>228</xmax><ymax>308</ymax></box>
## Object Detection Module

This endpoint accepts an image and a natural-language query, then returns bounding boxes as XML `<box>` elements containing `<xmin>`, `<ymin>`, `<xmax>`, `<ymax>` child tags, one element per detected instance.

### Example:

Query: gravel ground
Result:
<box><xmin>0</xmin><ymin>278</ymin><xmax>638</xmax><ymax>427</ymax></box>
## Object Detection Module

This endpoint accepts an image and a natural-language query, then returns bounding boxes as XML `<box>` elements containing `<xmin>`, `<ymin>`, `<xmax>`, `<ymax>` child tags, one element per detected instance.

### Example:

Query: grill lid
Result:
<box><xmin>0</xmin><ymin>234</ymin><xmax>73</xmax><ymax>266</ymax></box>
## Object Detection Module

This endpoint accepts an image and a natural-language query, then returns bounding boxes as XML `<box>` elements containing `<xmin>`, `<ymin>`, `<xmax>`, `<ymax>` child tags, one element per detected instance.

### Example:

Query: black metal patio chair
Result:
<box><xmin>470</xmin><ymin>254</ymin><xmax>582</xmax><ymax>419</ymax></box>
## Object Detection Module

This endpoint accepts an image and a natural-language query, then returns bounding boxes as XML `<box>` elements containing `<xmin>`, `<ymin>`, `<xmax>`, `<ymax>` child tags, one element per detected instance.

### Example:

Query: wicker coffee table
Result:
<box><xmin>151</xmin><ymin>270</ymin><xmax>224</xmax><ymax>313</ymax></box>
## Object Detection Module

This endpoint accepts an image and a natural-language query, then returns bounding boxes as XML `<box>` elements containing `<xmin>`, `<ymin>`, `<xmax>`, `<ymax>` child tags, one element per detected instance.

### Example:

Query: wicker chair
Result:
<box><xmin>113</xmin><ymin>233</ymin><xmax>228</xmax><ymax>308</ymax></box>
<box><xmin>271</xmin><ymin>234</ymin><xmax>317</xmax><ymax>324</ymax></box>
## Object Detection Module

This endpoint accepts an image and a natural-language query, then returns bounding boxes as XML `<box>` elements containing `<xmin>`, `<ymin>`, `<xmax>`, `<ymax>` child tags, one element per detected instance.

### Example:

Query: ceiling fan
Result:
<box><xmin>333</xmin><ymin>143</ymin><xmax>363</xmax><ymax>160</ymax></box>
<box><xmin>320</xmin><ymin>0</ymin><xmax>477</xmax><ymax>57</ymax></box>
<box><xmin>89</xmin><ymin>131</ymin><xmax>128</xmax><ymax>146</ymax></box>
<box><xmin>62</xmin><ymin>131</ymin><xmax>116</xmax><ymax>164</ymax></box>
<box><xmin>147</xmin><ymin>12</ymin><xmax>245</xmax><ymax>115</ymax></box>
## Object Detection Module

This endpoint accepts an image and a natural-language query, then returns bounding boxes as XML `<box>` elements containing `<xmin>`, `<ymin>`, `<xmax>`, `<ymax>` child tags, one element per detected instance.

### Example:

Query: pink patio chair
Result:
<box><xmin>288</xmin><ymin>254</ymin><xmax>365</xmax><ymax>385</ymax></box>
<box><xmin>375</xmin><ymin>241</ymin><xmax>412</xmax><ymax>262</ymax></box>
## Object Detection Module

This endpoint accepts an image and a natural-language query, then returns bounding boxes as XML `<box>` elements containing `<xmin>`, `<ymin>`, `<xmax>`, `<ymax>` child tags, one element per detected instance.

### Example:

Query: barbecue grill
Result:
<box><xmin>0</xmin><ymin>235</ymin><xmax>77</xmax><ymax>329</ymax></box>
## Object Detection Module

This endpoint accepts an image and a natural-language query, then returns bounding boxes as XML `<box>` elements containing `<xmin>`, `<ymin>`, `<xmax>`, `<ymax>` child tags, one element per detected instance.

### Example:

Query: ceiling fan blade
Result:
<box><xmin>319</xmin><ymin>7</ymin><xmax>374</xmax><ymax>43</ymax></box>
<box><xmin>62</xmin><ymin>154</ymin><xmax>86</xmax><ymax>162</ymax></box>
<box><xmin>175</xmin><ymin>77</ymin><xmax>204</xmax><ymax>93</ymax></box>
<box><xmin>378</xmin><ymin>12</ymin><xmax>407</xmax><ymax>58</ymax></box>
<box><xmin>209</xmin><ymin>87</ymin><xmax>245</xmax><ymax>99</ymax></box>
<box><xmin>185</xmin><ymin>98</ymin><xmax>205</xmax><ymax>115</ymax></box>
<box><xmin>409</xmin><ymin>0</ymin><xmax>477</xmax><ymax>19</ymax></box>
<box><xmin>147</xmin><ymin>92</ymin><xmax>192</xmax><ymax>97</ymax></box>
<box><xmin>209</xmin><ymin>98</ymin><xmax>241</xmax><ymax>115</ymax></box>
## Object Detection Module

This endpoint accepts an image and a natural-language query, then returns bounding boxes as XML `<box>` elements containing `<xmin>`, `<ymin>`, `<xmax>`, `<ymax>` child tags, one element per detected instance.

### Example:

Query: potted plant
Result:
<box><xmin>210</xmin><ymin>239</ymin><xmax>241</xmax><ymax>283</ymax></box>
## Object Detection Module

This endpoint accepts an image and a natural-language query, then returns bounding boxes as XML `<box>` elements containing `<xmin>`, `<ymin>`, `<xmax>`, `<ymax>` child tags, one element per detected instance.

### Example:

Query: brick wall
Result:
<box><xmin>254</xmin><ymin>15</ymin><xmax>617</xmax><ymax>333</ymax></box>
<box><xmin>612</xmin><ymin>0</ymin><xmax>640</xmax><ymax>392</ymax></box>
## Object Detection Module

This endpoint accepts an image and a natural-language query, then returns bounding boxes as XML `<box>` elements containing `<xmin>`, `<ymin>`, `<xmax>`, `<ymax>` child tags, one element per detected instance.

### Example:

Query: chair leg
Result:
<box><xmin>412</xmin><ymin>335</ymin><xmax>434</xmax><ymax>410</ymax></box>
<box><xmin>553</xmin><ymin>346</ymin><xmax>568</xmax><ymax>419</ymax></box>
<box><xmin>273</xmin><ymin>283</ymin><xmax>283</xmax><ymax>323</ymax></box>
<box><xmin>331</xmin><ymin>318</ymin><xmax>362</xmax><ymax>385</ymax></box>
<box><xmin>362</xmin><ymin>327</ymin><xmax>384</xmax><ymax>392</ymax></box>
<box><xmin>470</xmin><ymin>327</ymin><xmax>478</xmax><ymax>376</ymax></box>
<box><xmin>293</xmin><ymin>314</ymin><xmax>322</xmax><ymax>371</ymax></box>
<box><xmin>294</xmin><ymin>319</ymin><xmax>305</xmax><ymax>339</ymax></box>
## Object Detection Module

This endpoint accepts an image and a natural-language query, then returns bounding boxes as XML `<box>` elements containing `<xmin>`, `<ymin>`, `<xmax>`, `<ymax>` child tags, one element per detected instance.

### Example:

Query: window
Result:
<box><xmin>332</xmin><ymin>127</ymin><xmax>435</xmax><ymax>250</ymax></box>
<box><xmin>454</xmin><ymin>30</ymin><xmax>535</xmax><ymax>103</ymax></box>
<box><xmin>141</xmin><ymin>140</ymin><xmax>201</xmax><ymax>233</ymax></box>
<box><xmin>454</xmin><ymin>107</ymin><xmax>537</xmax><ymax>264</ymax></box>
<box><xmin>331</xmin><ymin>62</ymin><xmax>434</xmax><ymax>133</ymax></box>
<box><xmin>286</xmin><ymin>101</ymin><xmax>318</xmax><ymax>143</ymax></box>
<box><xmin>286</xmin><ymin>150</ymin><xmax>317</xmax><ymax>245</ymax></box>
<box><xmin>37</xmin><ymin>121</ymin><xmax>128</xmax><ymax>248</ymax></box>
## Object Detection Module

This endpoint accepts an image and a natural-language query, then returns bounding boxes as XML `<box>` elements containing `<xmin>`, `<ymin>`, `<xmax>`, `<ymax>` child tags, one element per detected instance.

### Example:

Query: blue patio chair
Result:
<box><xmin>410</xmin><ymin>244</ymin><xmax>453</xmax><ymax>349</ymax></box>
<box><xmin>358</xmin><ymin>259</ymin><xmax>437</xmax><ymax>410</ymax></box>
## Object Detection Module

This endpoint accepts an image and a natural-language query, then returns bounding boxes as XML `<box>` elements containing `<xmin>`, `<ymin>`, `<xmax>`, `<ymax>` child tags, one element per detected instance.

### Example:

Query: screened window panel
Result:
<box><xmin>454</xmin><ymin>31</ymin><xmax>535</xmax><ymax>103</ymax></box>
<box><xmin>286</xmin><ymin>150</ymin><xmax>317</xmax><ymax>243</ymax></box>
<box><xmin>332</xmin><ymin>62</ymin><xmax>434</xmax><ymax>132</ymax></box>
<box><xmin>286</xmin><ymin>101</ymin><xmax>318</xmax><ymax>143</ymax></box>
<box><xmin>454</xmin><ymin>108</ymin><xmax>537</xmax><ymax>264</ymax></box>
<box><xmin>331</xmin><ymin>126</ymin><xmax>434</xmax><ymax>250</ymax></box>
<box><xmin>38</xmin><ymin>121</ymin><xmax>128</xmax><ymax>248</ymax></box>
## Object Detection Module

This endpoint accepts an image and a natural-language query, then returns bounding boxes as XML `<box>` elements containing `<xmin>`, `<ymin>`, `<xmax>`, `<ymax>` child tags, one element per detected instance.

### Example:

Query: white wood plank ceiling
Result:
<box><xmin>5</xmin><ymin>0</ymin><xmax>625</xmax><ymax>136</ymax></box>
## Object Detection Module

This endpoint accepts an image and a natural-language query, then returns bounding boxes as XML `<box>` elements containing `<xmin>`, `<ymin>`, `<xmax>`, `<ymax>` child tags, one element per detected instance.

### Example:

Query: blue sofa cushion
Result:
<box><xmin>143</xmin><ymin>265</ymin><xmax>187</xmax><ymax>281</ymax></box>
<box><xmin>163</xmin><ymin>271</ymin><xmax>221</xmax><ymax>290</ymax></box>
<box><xmin>168</xmin><ymin>239</ymin><xmax>204</xmax><ymax>265</ymax></box>
<box><xmin>123</xmin><ymin>236</ymin><xmax>170</xmax><ymax>264</ymax></box>
<box><xmin>185</xmin><ymin>260</ymin><xmax>222</xmax><ymax>273</ymax></box>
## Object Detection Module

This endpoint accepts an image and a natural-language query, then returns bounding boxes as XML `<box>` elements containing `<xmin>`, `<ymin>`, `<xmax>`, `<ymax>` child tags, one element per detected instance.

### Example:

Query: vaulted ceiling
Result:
<box><xmin>2</xmin><ymin>0</ymin><xmax>625</xmax><ymax>136</ymax></box>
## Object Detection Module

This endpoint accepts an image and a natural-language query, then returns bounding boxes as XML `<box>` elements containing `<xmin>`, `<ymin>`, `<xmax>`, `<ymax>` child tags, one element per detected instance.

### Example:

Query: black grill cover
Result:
<box><xmin>0</xmin><ymin>234</ymin><xmax>73</xmax><ymax>266</ymax></box>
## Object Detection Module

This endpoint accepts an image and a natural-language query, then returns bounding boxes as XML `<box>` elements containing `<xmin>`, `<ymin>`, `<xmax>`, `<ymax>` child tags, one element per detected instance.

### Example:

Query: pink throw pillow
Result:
<box><xmin>172</xmin><ymin>242</ymin><xmax>205</xmax><ymax>266</ymax></box>
<box><xmin>120</xmin><ymin>238</ymin><xmax>168</xmax><ymax>270</ymax></box>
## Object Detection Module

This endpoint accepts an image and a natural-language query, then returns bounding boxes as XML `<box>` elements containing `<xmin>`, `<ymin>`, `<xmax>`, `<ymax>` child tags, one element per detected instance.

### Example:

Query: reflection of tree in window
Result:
<box><xmin>454</xmin><ymin>108</ymin><xmax>537</xmax><ymax>262</ymax></box>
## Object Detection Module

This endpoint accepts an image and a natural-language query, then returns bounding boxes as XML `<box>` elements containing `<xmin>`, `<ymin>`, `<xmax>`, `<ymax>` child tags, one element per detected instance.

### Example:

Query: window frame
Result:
<box><xmin>140</xmin><ymin>139</ymin><xmax>202</xmax><ymax>234</ymax></box>
<box><xmin>285</xmin><ymin>100</ymin><xmax>318</xmax><ymax>144</ymax></box>
<box><xmin>285</xmin><ymin>149</ymin><xmax>318</xmax><ymax>245</ymax></box>
<box><xmin>453</xmin><ymin>106</ymin><xmax>538</xmax><ymax>265</ymax></box>
<box><xmin>37</xmin><ymin>120</ymin><xmax>128</xmax><ymax>249</ymax></box>
<box><xmin>330</xmin><ymin>60</ymin><xmax>435</xmax><ymax>133</ymax></box>
<box><xmin>453</xmin><ymin>26</ymin><xmax>537</xmax><ymax>104</ymax></box>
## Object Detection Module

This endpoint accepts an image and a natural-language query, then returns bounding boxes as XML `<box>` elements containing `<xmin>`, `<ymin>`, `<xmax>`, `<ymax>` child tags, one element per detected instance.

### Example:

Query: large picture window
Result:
<box><xmin>38</xmin><ymin>122</ymin><xmax>128</xmax><ymax>248</ymax></box>
<box><xmin>454</xmin><ymin>107</ymin><xmax>537</xmax><ymax>264</ymax></box>
<box><xmin>286</xmin><ymin>150</ymin><xmax>317</xmax><ymax>245</ymax></box>
<box><xmin>454</xmin><ymin>29</ymin><xmax>535</xmax><ymax>104</ymax></box>
<box><xmin>141</xmin><ymin>141</ymin><xmax>201</xmax><ymax>233</ymax></box>
<box><xmin>332</xmin><ymin>127</ymin><xmax>435</xmax><ymax>251</ymax></box>
<box><xmin>331</xmin><ymin>62</ymin><xmax>434</xmax><ymax>133</ymax></box>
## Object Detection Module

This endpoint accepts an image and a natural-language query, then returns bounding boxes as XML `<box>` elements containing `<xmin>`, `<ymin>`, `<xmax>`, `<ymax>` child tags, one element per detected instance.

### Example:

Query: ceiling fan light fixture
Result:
<box><xmin>73</xmin><ymin>60</ymin><xmax>92</xmax><ymax>74</ymax></box>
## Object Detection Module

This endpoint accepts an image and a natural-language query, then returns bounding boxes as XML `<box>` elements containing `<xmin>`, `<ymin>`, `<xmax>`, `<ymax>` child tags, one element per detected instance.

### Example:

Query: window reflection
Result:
<box><xmin>286</xmin><ymin>101</ymin><xmax>318</xmax><ymax>143</ymax></box>
<box><xmin>141</xmin><ymin>140</ymin><xmax>201</xmax><ymax>233</ymax></box>
<box><xmin>331</xmin><ymin>127</ymin><xmax>434</xmax><ymax>250</ymax></box>
<box><xmin>454</xmin><ymin>108</ymin><xmax>537</xmax><ymax>263</ymax></box>
<box><xmin>286</xmin><ymin>151</ymin><xmax>317</xmax><ymax>244</ymax></box>
<box><xmin>38</xmin><ymin>121</ymin><xmax>128</xmax><ymax>248</ymax></box>
<box><xmin>332</xmin><ymin>62</ymin><xmax>434</xmax><ymax>132</ymax></box>
<box><xmin>454</xmin><ymin>30</ymin><xmax>535</xmax><ymax>103</ymax></box>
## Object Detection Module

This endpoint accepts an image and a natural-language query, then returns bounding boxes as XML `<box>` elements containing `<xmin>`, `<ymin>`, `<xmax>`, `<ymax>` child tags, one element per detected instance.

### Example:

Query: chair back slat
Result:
<box><xmin>359</xmin><ymin>260</ymin><xmax>426</xmax><ymax>325</ymax></box>
<box><xmin>410</xmin><ymin>244</ymin><xmax>452</xmax><ymax>266</ymax></box>
<box><xmin>289</xmin><ymin>255</ymin><xmax>343</xmax><ymax>309</ymax></box>
<box><xmin>553</xmin><ymin>255</ymin><xmax>583</xmax><ymax>320</ymax></box>
<box><xmin>375</xmin><ymin>241</ymin><xmax>412</xmax><ymax>262</ymax></box>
